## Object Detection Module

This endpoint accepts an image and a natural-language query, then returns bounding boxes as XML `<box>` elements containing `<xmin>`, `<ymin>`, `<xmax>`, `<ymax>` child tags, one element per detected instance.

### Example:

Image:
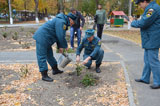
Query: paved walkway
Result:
<box><xmin>0</xmin><ymin>23</ymin><xmax>43</xmax><ymax>28</ymax></box>
<box><xmin>101</xmin><ymin>34</ymin><xmax>160</xmax><ymax>106</ymax></box>
<box><xmin>0</xmin><ymin>25</ymin><xmax>160</xmax><ymax>106</ymax></box>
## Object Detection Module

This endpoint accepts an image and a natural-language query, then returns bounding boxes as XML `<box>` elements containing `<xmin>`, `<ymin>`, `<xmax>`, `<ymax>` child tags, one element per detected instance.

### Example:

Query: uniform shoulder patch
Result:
<box><xmin>63</xmin><ymin>25</ymin><xmax>67</xmax><ymax>30</ymax></box>
<box><xmin>98</xmin><ymin>40</ymin><xmax>101</xmax><ymax>45</ymax></box>
<box><xmin>146</xmin><ymin>8</ymin><xmax>154</xmax><ymax>17</ymax></box>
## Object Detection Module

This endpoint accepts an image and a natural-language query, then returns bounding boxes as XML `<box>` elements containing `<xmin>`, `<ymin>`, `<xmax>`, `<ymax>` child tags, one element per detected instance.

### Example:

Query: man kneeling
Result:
<box><xmin>76</xmin><ymin>29</ymin><xmax>104</xmax><ymax>73</ymax></box>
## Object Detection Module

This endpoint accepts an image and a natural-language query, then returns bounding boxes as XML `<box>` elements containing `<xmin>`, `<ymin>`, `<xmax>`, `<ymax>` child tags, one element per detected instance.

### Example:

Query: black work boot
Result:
<box><xmin>41</xmin><ymin>70</ymin><xmax>53</xmax><ymax>82</ymax></box>
<box><xmin>96</xmin><ymin>64</ymin><xmax>101</xmax><ymax>73</ymax></box>
<box><xmin>52</xmin><ymin>65</ymin><xmax>63</xmax><ymax>75</ymax></box>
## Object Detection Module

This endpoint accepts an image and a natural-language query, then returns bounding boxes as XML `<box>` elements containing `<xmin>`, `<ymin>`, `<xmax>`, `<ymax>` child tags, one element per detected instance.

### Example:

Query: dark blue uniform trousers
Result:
<box><xmin>36</xmin><ymin>42</ymin><xmax>57</xmax><ymax>72</ymax></box>
<box><xmin>141</xmin><ymin>49</ymin><xmax>160</xmax><ymax>85</ymax></box>
<box><xmin>83</xmin><ymin>48</ymin><xmax>104</xmax><ymax>68</ymax></box>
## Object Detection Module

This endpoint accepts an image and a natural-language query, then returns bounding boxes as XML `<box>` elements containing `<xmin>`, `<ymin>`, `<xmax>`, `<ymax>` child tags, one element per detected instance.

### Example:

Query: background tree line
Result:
<box><xmin>0</xmin><ymin>0</ymin><xmax>159</xmax><ymax>18</ymax></box>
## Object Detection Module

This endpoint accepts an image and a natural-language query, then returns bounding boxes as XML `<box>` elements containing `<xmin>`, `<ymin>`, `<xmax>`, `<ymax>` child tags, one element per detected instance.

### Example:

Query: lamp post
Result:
<box><xmin>8</xmin><ymin>0</ymin><xmax>13</xmax><ymax>24</ymax></box>
<box><xmin>34</xmin><ymin>0</ymin><xmax>39</xmax><ymax>23</ymax></box>
<box><xmin>128</xmin><ymin>0</ymin><xmax>132</xmax><ymax>16</ymax></box>
<box><xmin>128</xmin><ymin>0</ymin><xmax>132</xmax><ymax>29</ymax></box>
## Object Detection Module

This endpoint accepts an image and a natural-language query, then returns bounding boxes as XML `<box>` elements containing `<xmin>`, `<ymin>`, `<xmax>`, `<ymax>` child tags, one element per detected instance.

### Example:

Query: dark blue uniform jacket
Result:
<box><xmin>33</xmin><ymin>13</ymin><xmax>69</xmax><ymax>48</ymax></box>
<box><xmin>131</xmin><ymin>1</ymin><xmax>160</xmax><ymax>49</ymax></box>
<box><xmin>76</xmin><ymin>36</ymin><xmax>101</xmax><ymax>58</ymax></box>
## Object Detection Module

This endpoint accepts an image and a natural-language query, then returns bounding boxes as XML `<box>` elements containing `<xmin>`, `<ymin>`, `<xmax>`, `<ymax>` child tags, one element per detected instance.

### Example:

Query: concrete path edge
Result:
<box><xmin>120</xmin><ymin>61</ymin><xmax>136</xmax><ymax>106</ymax></box>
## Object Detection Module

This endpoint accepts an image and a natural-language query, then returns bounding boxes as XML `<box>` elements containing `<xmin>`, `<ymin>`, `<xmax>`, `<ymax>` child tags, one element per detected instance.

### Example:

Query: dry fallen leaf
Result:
<box><xmin>53</xmin><ymin>80</ymin><xmax>57</xmax><ymax>83</ymax></box>
<box><xmin>75</xmin><ymin>93</ymin><xmax>77</xmax><ymax>96</ymax></box>
<box><xmin>0</xmin><ymin>63</ymin><xmax>40</xmax><ymax>106</ymax></box>
<box><xmin>27</xmin><ymin>88</ymin><xmax>32</xmax><ymax>91</ymax></box>
<box><xmin>14</xmin><ymin>102</ymin><xmax>21</xmax><ymax>106</ymax></box>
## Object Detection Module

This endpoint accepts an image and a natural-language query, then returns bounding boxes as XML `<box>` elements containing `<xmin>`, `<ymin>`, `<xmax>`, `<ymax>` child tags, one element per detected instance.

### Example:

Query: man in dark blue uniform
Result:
<box><xmin>33</xmin><ymin>13</ymin><xmax>76</xmax><ymax>82</ymax></box>
<box><xmin>130</xmin><ymin>0</ymin><xmax>160</xmax><ymax>89</ymax></box>
<box><xmin>76</xmin><ymin>29</ymin><xmax>104</xmax><ymax>73</ymax></box>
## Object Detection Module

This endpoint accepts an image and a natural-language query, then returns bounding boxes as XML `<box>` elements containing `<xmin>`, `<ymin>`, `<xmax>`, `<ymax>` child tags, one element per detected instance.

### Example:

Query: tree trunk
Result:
<box><xmin>60</xmin><ymin>0</ymin><xmax>64</xmax><ymax>13</ymax></box>
<box><xmin>24</xmin><ymin>0</ymin><xmax>27</xmax><ymax>21</ymax></box>
<box><xmin>71</xmin><ymin>0</ymin><xmax>74</xmax><ymax>8</ymax></box>
<box><xmin>57</xmin><ymin>0</ymin><xmax>64</xmax><ymax>13</ymax></box>
<box><xmin>45</xmin><ymin>8</ymin><xmax>48</xmax><ymax>17</ymax></box>
<box><xmin>76</xmin><ymin>0</ymin><xmax>78</xmax><ymax>9</ymax></box>
<box><xmin>44</xmin><ymin>8</ymin><xmax>48</xmax><ymax>21</ymax></box>
<box><xmin>95</xmin><ymin>0</ymin><xmax>99</xmax><ymax>9</ymax></box>
<box><xmin>34</xmin><ymin>0</ymin><xmax>39</xmax><ymax>23</ymax></box>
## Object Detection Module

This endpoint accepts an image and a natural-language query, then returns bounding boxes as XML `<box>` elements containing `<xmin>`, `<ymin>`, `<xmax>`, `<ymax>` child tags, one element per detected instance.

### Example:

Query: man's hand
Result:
<box><xmin>76</xmin><ymin>55</ymin><xmax>80</xmax><ymax>63</ymax></box>
<box><xmin>129</xmin><ymin>16</ymin><xmax>134</xmax><ymax>22</ymax></box>
<box><xmin>82</xmin><ymin>56</ymin><xmax>91</xmax><ymax>65</ymax></box>
<box><xmin>59</xmin><ymin>48</ymin><xmax>64</xmax><ymax>53</ymax></box>
<box><xmin>80</xmin><ymin>27</ymin><xmax>83</xmax><ymax>31</ymax></box>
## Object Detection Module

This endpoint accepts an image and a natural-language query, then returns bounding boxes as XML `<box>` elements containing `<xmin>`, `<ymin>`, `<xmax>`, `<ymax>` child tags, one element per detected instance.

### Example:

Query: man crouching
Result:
<box><xmin>76</xmin><ymin>29</ymin><xmax>104</xmax><ymax>73</ymax></box>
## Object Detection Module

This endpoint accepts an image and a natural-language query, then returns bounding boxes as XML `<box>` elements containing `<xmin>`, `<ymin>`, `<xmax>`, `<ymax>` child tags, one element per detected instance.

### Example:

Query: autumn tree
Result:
<box><xmin>81</xmin><ymin>0</ymin><xmax>105</xmax><ymax>16</ymax></box>
<box><xmin>0</xmin><ymin>0</ymin><xmax>8</xmax><ymax>14</ymax></box>
<box><xmin>34</xmin><ymin>0</ymin><xmax>39</xmax><ymax>23</ymax></box>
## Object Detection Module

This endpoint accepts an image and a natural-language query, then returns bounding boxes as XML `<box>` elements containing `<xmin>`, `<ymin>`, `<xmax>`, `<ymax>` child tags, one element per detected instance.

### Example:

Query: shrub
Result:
<box><xmin>12</xmin><ymin>32</ymin><xmax>18</xmax><ymax>40</ymax></box>
<box><xmin>2</xmin><ymin>32</ymin><xmax>7</xmax><ymax>38</ymax></box>
<box><xmin>67</xmin><ymin>48</ymin><xmax>75</xmax><ymax>53</ymax></box>
<box><xmin>22</xmin><ymin>42</ymin><xmax>31</xmax><ymax>49</ymax></box>
<box><xmin>56</xmin><ymin>48</ymin><xmax>75</xmax><ymax>53</ymax></box>
<box><xmin>75</xmin><ymin>63</ymin><xmax>85</xmax><ymax>76</ymax></box>
<box><xmin>30</xmin><ymin>30</ymin><xmax>35</xmax><ymax>34</ymax></box>
<box><xmin>81</xmin><ymin>74</ymin><xmax>97</xmax><ymax>87</ymax></box>
<box><xmin>19</xmin><ymin>65</ymin><xmax>29</xmax><ymax>78</ymax></box>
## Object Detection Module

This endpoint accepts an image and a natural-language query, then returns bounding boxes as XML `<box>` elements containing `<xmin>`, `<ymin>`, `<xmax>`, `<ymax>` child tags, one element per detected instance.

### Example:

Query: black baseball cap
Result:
<box><xmin>135</xmin><ymin>0</ymin><xmax>144</xmax><ymax>4</ymax></box>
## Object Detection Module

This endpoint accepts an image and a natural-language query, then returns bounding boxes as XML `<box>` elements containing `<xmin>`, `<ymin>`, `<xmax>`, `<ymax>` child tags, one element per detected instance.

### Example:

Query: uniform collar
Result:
<box><xmin>145</xmin><ymin>1</ymin><xmax>156</xmax><ymax>11</ymax></box>
<box><xmin>56</xmin><ymin>13</ymin><xmax>69</xmax><ymax>26</ymax></box>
